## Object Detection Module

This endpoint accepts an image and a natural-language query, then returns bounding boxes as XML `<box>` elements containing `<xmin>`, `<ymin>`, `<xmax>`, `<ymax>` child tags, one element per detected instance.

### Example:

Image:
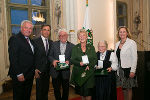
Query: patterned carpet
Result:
<box><xmin>69</xmin><ymin>96</ymin><xmax>82</xmax><ymax>100</ymax></box>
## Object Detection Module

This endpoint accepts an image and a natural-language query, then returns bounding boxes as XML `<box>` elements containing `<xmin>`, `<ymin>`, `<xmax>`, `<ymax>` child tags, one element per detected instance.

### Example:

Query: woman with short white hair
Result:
<box><xmin>94</xmin><ymin>40</ymin><xmax>117</xmax><ymax>100</ymax></box>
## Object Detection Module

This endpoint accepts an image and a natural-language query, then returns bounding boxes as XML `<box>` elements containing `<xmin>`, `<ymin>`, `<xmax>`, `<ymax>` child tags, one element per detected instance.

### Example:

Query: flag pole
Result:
<box><xmin>86</xmin><ymin>0</ymin><xmax>88</xmax><ymax>7</ymax></box>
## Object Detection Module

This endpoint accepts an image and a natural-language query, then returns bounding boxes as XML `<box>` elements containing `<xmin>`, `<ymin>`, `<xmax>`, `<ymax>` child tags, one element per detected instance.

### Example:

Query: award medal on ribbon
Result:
<box><xmin>81</xmin><ymin>72</ymin><xmax>86</xmax><ymax>77</ymax></box>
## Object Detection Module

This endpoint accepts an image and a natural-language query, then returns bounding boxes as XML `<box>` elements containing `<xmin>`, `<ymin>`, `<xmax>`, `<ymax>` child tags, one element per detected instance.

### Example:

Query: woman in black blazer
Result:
<box><xmin>95</xmin><ymin>40</ymin><xmax>117</xmax><ymax>100</ymax></box>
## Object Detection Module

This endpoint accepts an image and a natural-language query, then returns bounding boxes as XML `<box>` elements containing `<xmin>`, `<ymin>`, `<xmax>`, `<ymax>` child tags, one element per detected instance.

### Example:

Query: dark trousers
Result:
<box><xmin>12</xmin><ymin>77</ymin><xmax>34</xmax><ymax>100</ymax></box>
<box><xmin>52</xmin><ymin>74</ymin><xmax>69</xmax><ymax>100</ymax></box>
<box><xmin>36</xmin><ymin>72</ymin><xmax>50</xmax><ymax>100</ymax></box>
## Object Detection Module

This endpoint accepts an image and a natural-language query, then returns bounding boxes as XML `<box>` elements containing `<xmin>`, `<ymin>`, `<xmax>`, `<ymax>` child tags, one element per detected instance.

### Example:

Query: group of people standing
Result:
<box><xmin>8</xmin><ymin>20</ymin><xmax>137</xmax><ymax>100</ymax></box>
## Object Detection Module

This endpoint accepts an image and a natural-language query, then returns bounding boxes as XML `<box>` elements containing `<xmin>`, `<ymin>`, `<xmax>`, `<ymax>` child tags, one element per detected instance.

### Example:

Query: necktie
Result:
<box><xmin>26</xmin><ymin>37</ymin><xmax>34</xmax><ymax>53</ymax></box>
<box><xmin>45</xmin><ymin>39</ymin><xmax>48</xmax><ymax>54</ymax></box>
<box><xmin>101</xmin><ymin>53</ymin><xmax>105</xmax><ymax>61</ymax></box>
<box><xmin>26</xmin><ymin>37</ymin><xmax>30</xmax><ymax>44</ymax></box>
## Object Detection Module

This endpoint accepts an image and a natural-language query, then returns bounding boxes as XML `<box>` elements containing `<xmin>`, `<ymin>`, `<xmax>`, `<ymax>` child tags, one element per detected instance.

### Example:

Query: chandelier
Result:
<box><xmin>32</xmin><ymin>10</ymin><xmax>45</xmax><ymax>22</ymax></box>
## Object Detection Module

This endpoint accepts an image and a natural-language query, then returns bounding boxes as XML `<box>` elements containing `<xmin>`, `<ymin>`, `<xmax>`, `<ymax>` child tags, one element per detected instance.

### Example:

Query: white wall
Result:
<box><xmin>75</xmin><ymin>0</ymin><xmax>116</xmax><ymax>51</ymax></box>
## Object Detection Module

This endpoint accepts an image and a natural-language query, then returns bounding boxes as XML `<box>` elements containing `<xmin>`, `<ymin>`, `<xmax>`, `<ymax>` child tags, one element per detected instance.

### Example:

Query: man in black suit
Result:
<box><xmin>8</xmin><ymin>20</ymin><xmax>35</xmax><ymax>100</ymax></box>
<box><xmin>34</xmin><ymin>24</ymin><xmax>53</xmax><ymax>100</ymax></box>
<box><xmin>49</xmin><ymin>29</ymin><xmax>74</xmax><ymax>100</ymax></box>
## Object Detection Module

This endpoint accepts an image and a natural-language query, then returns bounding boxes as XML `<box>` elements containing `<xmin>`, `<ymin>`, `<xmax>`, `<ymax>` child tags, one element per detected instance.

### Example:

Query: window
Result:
<box><xmin>7</xmin><ymin>0</ymin><xmax>50</xmax><ymax>37</ymax></box>
<box><xmin>116</xmin><ymin>1</ymin><xmax>127</xmax><ymax>27</ymax></box>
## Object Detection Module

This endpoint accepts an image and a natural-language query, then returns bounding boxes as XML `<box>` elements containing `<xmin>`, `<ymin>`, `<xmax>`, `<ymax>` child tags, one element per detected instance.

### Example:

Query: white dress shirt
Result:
<box><xmin>25</xmin><ymin>36</ymin><xmax>34</xmax><ymax>53</ymax></box>
<box><xmin>41</xmin><ymin>35</ymin><xmax>49</xmax><ymax>51</ymax></box>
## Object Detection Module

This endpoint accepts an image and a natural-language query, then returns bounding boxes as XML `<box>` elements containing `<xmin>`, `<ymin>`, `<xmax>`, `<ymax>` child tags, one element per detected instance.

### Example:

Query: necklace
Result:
<box><xmin>120</xmin><ymin>42</ymin><xmax>124</xmax><ymax>44</ymax></box>
<box><xmin>120</xmin><ymin>40</ymin><xmax>126</xmax><ymax>44</ymax></box>
<box><xmin>81</xmin><ymin>44</ymin><xmax>86</xmax><ymax>48</ymax></box>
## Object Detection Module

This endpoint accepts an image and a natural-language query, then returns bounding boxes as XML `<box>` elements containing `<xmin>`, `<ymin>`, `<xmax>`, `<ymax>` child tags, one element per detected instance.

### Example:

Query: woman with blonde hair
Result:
<box><xmin>71</xmin><ymin>29</ymin><xmax>97</xmax><ymax>100</ymax></box>
<box><xmin>114</xmin><ymin>26</ymin><xmax>138</xmax><ymax>100</ymax></box>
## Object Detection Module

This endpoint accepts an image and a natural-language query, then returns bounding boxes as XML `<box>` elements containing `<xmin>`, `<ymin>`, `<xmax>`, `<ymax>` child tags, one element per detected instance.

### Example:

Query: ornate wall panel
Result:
<box><xmin>117</xmin><ymin>0</ymin><xmax>150</xmax><ymax>51</ymax></box>
<box><xmin>0</xmin><ymin>0</ymin><xmax>10</xmax><ymax>92</ymax></box>
<box><xmin>0</xmin><ymin>0</ymin><xmax>3</xmax><ymax>40</ymax></box>
<box><xmin>50</xmin><ymin>0</ymin><xmax>64</xmax><ymax>41</ymax></box>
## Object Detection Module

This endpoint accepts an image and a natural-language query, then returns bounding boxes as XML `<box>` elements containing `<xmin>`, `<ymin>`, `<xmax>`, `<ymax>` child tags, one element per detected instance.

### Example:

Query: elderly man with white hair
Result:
<box><xmin>8</xmin><ymin>20</ymin><xmax>34</xmax><ymax>100</ymax></box>
<box><xmin>48</xmin><ymin>28</ymin><xmax>74</xmax><ymax>100</ymax></box>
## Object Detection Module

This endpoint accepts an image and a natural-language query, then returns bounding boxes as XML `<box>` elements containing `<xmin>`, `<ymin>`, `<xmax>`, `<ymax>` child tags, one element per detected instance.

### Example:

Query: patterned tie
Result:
<box><xmin>45</xmin><ymin>39</ymin><xmax>48</xmax><ymax>55</ymax></box>
<box><xmin>26</xmin><ymin>37</ymin><xmax>34</xmax><ymax>53</ymax></box>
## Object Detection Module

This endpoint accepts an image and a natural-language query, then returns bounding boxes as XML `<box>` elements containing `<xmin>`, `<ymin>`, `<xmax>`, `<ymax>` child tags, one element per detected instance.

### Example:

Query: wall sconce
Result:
<box><xmin>132</xmin><ymin>11</ymin><xmax>142</xmax><ymax>37</ymax></box>
<box><xmin>134</xmin><ymin>11</ymin><xmax>141</xmax><ymax>29</ymax></box>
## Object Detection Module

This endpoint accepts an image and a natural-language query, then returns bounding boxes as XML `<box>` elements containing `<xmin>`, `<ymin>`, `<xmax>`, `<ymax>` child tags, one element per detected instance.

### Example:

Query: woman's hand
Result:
<box><xmin>107</xmin><ymin>67</ymin><xmax>112</xmax><ymax>72</ymax></box>
<box><xmin>129</xmin><ymin>72</ymin><xmax>135</xmax><ymax>78</ymax></box>
<box><xmin>85</xmin><ymin>66</ymin><xmax>90</xmax><ymax>71</ymax></box>
<box><xmin>80</xmin><ymin>62</ymin><xmax>84</xmax><ymax>66</ymax></box>
<box><xmin>96</xmin><ymin>66</ymin><xmax>100</xmax><ymax>69</ymax></box>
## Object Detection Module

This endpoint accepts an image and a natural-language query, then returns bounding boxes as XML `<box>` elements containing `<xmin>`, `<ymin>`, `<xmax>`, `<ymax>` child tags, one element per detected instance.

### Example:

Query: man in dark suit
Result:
<box><xmin>34</xmin><ymin>24</ymin><xmax>53</xmax><ymax>100</ymax></box>
<box><xmin>49</xmin><ymin>29</ymin><xmax>74</xmax><ymax>100</ymax></box>
<box><xmin>8</xmin><ymin>20</ymin><xmax>35</xmax><ymax>100</ymax></box>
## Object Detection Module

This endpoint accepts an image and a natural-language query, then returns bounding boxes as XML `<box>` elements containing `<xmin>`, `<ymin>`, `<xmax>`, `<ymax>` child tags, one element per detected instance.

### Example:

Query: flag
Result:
<box><xmin>83</xmin><ymin>0</ymin><xmax>93</xmax><ymax>45</ymax></box>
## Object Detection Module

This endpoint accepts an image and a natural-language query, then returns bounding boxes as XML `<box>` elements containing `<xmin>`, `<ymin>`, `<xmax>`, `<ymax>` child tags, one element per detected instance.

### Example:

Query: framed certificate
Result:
<box><xmin>97</xmin><ymin>60</ymin><xmax>103</xmax><ymax>69</ymax></box>
<box><xmin>59</xmin><ymin>55</ymin><xmax>65</xmax><ymax>63</ymax></box>
<box><xmin>72</xmin><ymin>69</ymin><xmax>93</xmax><ymax>87</ymax></box>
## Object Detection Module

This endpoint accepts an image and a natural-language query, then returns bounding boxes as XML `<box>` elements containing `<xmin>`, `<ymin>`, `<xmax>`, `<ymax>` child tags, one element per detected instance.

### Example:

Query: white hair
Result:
<box><xmin>21</xmin><ymin>20</ymin><xmax>33</xmax><ymax>27</ymax></box>
<box><xmin>58</xmin><ymin>28</ymin><xmax>68</xmax><ymax>35</ymax></box>
<box><xmin>98</xmin><ymin>40</ymin><xmax>108</xmax><ymax>48</ymax></box>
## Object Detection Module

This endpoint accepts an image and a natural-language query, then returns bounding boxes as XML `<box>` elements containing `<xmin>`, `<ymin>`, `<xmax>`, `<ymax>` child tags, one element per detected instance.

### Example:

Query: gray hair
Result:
<box><xmin>58</xmin><ymin>28</ymin><xmax>68</xmax><ymax>36</ymax></box>
<box><xmin>98</xmin><ymin>40</ymin><xmax>108</xmax><ymax>48</ymax></box>
<box><xmin>21</xmin><ymin>20</ymin><xmax>33</xmax><ymax>27</ymax></box>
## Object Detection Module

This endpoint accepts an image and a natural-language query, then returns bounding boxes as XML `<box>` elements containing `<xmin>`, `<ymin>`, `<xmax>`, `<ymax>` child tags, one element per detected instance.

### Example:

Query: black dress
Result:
<box><xmin>94</xmin><ymin>51</ymin><xmax>117</xmax><ymax>100</ymax></box>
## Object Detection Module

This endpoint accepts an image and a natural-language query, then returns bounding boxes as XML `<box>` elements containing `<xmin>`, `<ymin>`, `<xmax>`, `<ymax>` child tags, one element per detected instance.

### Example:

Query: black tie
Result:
<box><xmin>45</xmin><ymin>39</ymin><xmax>48</xmax><ymax>54</ymax></box>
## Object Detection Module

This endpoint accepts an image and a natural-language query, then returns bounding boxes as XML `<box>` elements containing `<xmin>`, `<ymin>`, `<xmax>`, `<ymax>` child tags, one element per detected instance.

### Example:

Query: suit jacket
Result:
<box><xmin>34</xmin><ymin>36</ymin><xmax>53</xmax><ymax>73</ymax></box>
<box><xmin>8</xmin><ymin>32</ymin><xmax>35</xmax><ymax>80</ymax></box>
<box><xmin>48</xmin><ymin>40</ymin><xmax>74</xmax><ymax>79</ymax></box>
<box><xmin>114</xmin><ymin>38</ymin><xmax>137</xmax><ymax>73</ymax></box>
<box><xmin>70</xmin><ymin>43</ymin><xmax>97</xmax><ymax>88</ymax></box>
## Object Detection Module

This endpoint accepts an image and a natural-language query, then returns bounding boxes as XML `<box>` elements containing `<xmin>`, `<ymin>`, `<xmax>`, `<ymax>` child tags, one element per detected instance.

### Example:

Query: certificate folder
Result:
<box><xmin>55</xmin><ymin>62</ymin><xmax>69</xmax><ymax>70</ymax></box>
<box><xmin>95</xmin><ymin>69</ymin><xmax>108</xmax><ymax>75</ymax></box>
<box><xmin>70</xmin><ymin>67</ymin><xmax>93</xmax><ymax>87</ymax></box>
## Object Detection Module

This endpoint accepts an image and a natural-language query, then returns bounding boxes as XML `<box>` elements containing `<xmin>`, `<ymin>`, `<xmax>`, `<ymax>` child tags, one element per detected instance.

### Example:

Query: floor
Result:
<box><xmin>0</xmin><ymin>78</ymin><xmax>145</xmax><ymax>100</ymax></box>
<box><xmin>0</xmin><ymin>83</ymin><xmax>80</xmax><ymax>100</ymax></box>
